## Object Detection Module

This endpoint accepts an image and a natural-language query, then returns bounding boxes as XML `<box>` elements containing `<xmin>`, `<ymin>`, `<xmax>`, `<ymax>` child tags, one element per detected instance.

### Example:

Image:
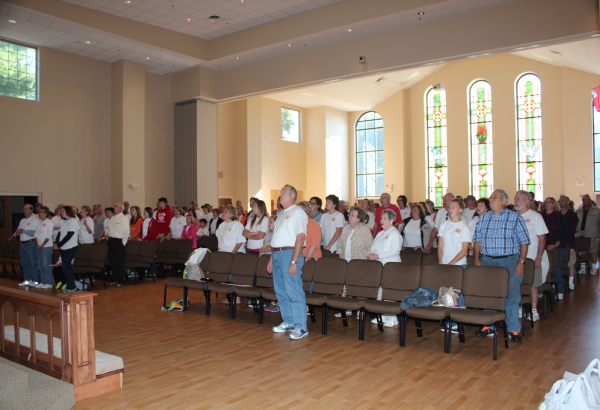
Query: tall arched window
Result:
<box><xmin>469</xmin><ymin>80</ymin><xmax>493</xmax><ymax>199</ymax></box>
<box><xmin>426</xmin><ymin>87</ymin><xmax>448</xmax><ymax>207</ymax></box>
<box><xmin>593</xmin><ymin>90</ymin><xmax>600</xmax><ymax>191</ymax></box>
<box><xmin>355</xmin><ymin>111</ymin><xmax>384</xmax><ymax>197</ymax></box>
<box><xmin>516</xmin><ymin>73</ymin><xmax>543</xmax><ymax>198</ymax></box>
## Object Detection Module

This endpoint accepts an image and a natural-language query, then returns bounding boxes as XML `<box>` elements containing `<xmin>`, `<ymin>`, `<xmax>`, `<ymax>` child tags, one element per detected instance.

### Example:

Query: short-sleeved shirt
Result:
<box><xmin>34</xmin><ymin>219</ymin><xmax>54</xmax><ymax>248</ymax></box>
<box><xmin>245</xmin><ymin>215</ymin><xmax>269</xmax><ymax>250</ymax></box>
<box><xmin>272</xmin><ymin>204</ymin><xmax>307</xmax><ymax>248</ymax></box>
<box><xmin>472</xmin><ymin>208</ymin><xmax>530</xmax><ymax>256</ymax></box>
<box><xmin>519</xmin><ymin>210</ymin><xmax>548</xmax><ymax>260</ymax></box>
<box><xmin>17</xmin><ymin>216</ymin><xmax>38</xmax><ymax>241</ymax></box>
<box><xmin>434</xmin><ymin>207</ymin><xmax>449</xmax><ymax>230</ymax></box>
<box><xmin>319</xmin><ymin>211</ymin><xmax>345</xmax><ymax>252</ymax></box>
<box><xmin>375</xmin><ymin>205</ymin><xmax>402</xmax><ymax>233</ymax></box>
<box><xmin>92</xmin><ymin>214</ymin><xmax>106</xmax><ymax>239</ymax></box>
<box><xmin>403</xmin><ymin>219</ymin><xmax>423</xmax><ymax>248</ymax></box>
<box><xmin>216</xmin><ymin>220</ymin><xmax>246</xmax><ymax>253</ymax></box>
<box><xmin>438</xmin><ymin>220</ymin><xmax>472</xmax><ymax>265</ymax></box>
<box><xmin>303</xmin><ymin>218</ymin><xmax>322</xmax><ymax>259</ymax></box>
<box><xmin>78</xmin><ymin>216</ymin><xmax>95</xmax><ymax>244</ymax></box>
<box><xmin>169</xmin><ymin>216</ymin><xmax>186</xmax><ymax>239</ymax></box>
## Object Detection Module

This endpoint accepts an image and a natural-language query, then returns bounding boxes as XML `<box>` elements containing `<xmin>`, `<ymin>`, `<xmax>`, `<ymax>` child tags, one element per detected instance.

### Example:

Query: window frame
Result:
<box><xmin>0</xmin><ymin>38</ymin><xmax>39</xmax><ymax>101</ymax></box>
<box><xmin>468</xmin><ymin>79</ymin><xmax>494</xmax><ymax>200</ymax></box>
<box><xmin>593</xmin><ymin>98</ymin><xmax>600</xmax><ymax>192</ymax></box>
<box><xmin>425</xmin><ymin>86</ymin><xmax>448</xmax><ymax>207</ymax></box>
<box><xmin>281</xmin><ymin>107</ymin><xmax>301</xmax><ymax>143</ymax></box>
<box><xmin>355</xmin><ymin>111</ymin><xmax>385</xmax><ymax>198</ymax></box>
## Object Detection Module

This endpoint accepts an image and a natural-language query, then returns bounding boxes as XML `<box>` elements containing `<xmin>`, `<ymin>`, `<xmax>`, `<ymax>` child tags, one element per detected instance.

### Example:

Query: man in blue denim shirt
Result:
<box><xmin>473</xmin><ymin>189</ymin><xmax>529</xmax><ymax>342</ymax></box>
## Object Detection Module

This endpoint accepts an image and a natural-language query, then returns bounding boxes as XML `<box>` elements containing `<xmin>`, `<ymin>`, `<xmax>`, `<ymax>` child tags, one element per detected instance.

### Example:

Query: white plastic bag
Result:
<box><xmin>582</xmin><ymin>359</ymin><xmax>600</xmax><ymax>405</ymax></box>
<box><xmin>540</xmin><ymin>375</ymin><xmax>600</xmax><ymax>410</ymax></box>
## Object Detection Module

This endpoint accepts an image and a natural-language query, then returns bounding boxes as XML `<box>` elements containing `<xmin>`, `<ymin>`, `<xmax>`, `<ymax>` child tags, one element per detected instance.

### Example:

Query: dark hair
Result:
<box><xmin>105</xmin><ymin>207</ymin><xmax>115</xmax><ymax>215</ymax></box>
<box><xmin>62</xmin><ymin>206</ymin><xmax>76</xmax><ymax>219</ymax></box>
<box><xmin>476</xmin><ymin>198</ymin><xmax>491</xmax><ymax>213</ymax></box>
<box><xmin>411</xmin><ymin>204</ymin><xmax>426</xmax><ymax>220</ymax></box>
<box><xmin>326</xmin><ymin>194</ymin><xmax>339</xmax><ymax>208</ymax></box>
<box><xmin>199</xmin><ymin>218</ymin><xmax>207</xmax><ymax>225</ymax></box>
<box><xmin>144</xmin><ymin>207</ymin><xmax>153</xmax><ymax>218</ymax></box>
<box><xmin>158</xmin><ymin>197</ymin><xmax>168</xmax><ymax>204</ymax></box>
<box><xmin>310</xmin><ymin>196</ymin><xmax>322</xmax><ymax>208</ymax></box>
<box><xmin>130</xmin><ymin>206</ymin><xmax>142</xmax><ymax>225</ymax></box>
<box><xmin>397</xmin><ymin>195</ymin><xmax>408</xmax><ymax>208</ymax></box>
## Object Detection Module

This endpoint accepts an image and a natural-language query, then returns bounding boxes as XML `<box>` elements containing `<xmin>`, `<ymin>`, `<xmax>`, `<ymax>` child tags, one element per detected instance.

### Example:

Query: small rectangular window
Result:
<box><xmin>281</xmin><ymin>107</ymin><xmax>301</xmax><ymax>142</ymax></box>
<box><xmin>0</xmin><ymin>40</ymin><xmax>38</xmax><ymax>101</ymax></box>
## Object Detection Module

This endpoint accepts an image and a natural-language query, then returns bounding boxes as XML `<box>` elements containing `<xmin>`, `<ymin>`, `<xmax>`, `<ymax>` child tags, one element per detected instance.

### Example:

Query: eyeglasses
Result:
<box><xmin>489</xmin><ymin>195</ymin><xmax>504</xmax><ymax>201</ymax></box>
<box><xmin>309</xmin><ymin>202</ymin><xmax>317</xmax><ymax>205</ymax></box>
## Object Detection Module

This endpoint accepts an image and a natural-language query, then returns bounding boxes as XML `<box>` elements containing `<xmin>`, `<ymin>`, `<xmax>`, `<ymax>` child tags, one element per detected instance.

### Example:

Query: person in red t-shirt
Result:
<box><xmin>148</xmin><ymin>197</ymin><xmax>172</xmax><ymax>240</ymax></box>
<box><xmin>374</xmin><ymin>193</ymin><xmax>401</xmax><ymax>235</ymax></box>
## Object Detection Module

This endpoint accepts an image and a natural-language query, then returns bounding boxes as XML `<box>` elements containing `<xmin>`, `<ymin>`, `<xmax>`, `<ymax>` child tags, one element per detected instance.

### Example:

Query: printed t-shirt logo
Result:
<box><xmin>228</xmin><ymin>228</ymin><xmax>232</xmax><ymax>232</ymax></box>
<box><xmin>286</xmin><ymin>215</ymin><xmax>290</xmax><ymax>219</ymax></box>
<box><xmin>332</xmin><ymin>218</ymin><xmax>336</xmax><ymax>221</ymax></box>
<box><xmin>158</xmin><ymin>214</ymin><xmax>165</xmax><ymax>222</ymax></box>
<box><xmin>526</xmin><ymin>219</ymin><xmax>531</xmax><ymax>223</ymax></box>
<box><xmin>455</xmin><ymin>229</ymin><xmax>461</xmax><ymax>233</ymax></box>
<box><xmin>385</xmin><ymin>236</ymin><xmax>389</xmax><ymax>239</ymax></box>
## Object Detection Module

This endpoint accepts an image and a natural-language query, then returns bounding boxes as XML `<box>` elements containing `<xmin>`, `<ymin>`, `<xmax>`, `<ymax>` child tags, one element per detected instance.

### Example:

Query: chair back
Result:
<box><xmin>520</xmin><ymin>258</ymin><xmax>535</xmax><ymax>296</ymax></box>
<box><xmin>161</xmin><ymin>239</ymin><xmax>179</xmax><ymax>262</ymax></box>
<box><xmin>89</xmin><ymin>242</ymin><xmax>109</xmax><ymax>270</ymax></box>
<box><xmin>344</xmin><ymin>259</ymin><xmax>382</xmax><ymax>299</ymax></box>
<box><xmin>199</xmin><ymin>250</ymin><xmax>211</xmax><ymax>273</ymax></box>
<box><xmin>173</xmin><ymin>240</ymin><xmax>193</xmax><ymax>264</ymax></box>
<box><xmin>380</xmin><ymin>262</ymin><xmax>422</xmax><ymax>301</ymax></box>
<box><xmin>321</xmin><ymin>249</ymin><xmax>332</xmax><ymax>258</ymax></box>
<box><xmin>206</xmin><ymin>251</ymin><xmax>234</xmax><ymax>282</ymax></box>
<box><xmin>462</xmin><ymin>266</ymin><xmax>509</xmax><ymax>310</ymax></box>
<box><xmin>0</xmin><ymin>240</ymin><xmax>9</xmax><ymax>258</ymax></box>
<box><xmin>466</xmin><ymin>255</ymin><xmax>475</xmax><ymax>267</ymax></box>
<box><xmin>400</xmin><ymin>248</ymin><xmax>422</xmax><ymax>265</ymax></box>
<box><xmin>419</xmin><ymin>264</ymin><xmax>463</xmax><ymax>292</ymax></box>
<box><xmin>11</xmin><ymin>240</ymin><xmax>20</xmax><ymax>259</ymax></box>
<box><xmin>138</xmin><ymin>241</ymin><xmax>157</xmax><ymax>266</ymax></box>
<box><xmin>125</xmin><ymin>241</ymin><xmax>142</xmax><ymax>265</ymax></box>
<box><xmin>561</xmin><ymin>245</ymin><xmax>571</xmax><ymax>271</ymax></box>
<box><xmin>302</xmin><ymin>259</ymin><xmax>316</xmax><ymax>292</ymax></box>
<box><xmin>73</xmin><ymin>244</ymin><xmax>94</xmax><ymax>267</ymax></box>
<box><xmin>421</xmin><ymin>252</ymin><xmax>439</xmax><ymax>266</ymax></box>
<box><xmin>230</xmin><ymin>253</ymin><xmax>258</xmax><ymax>285</ymax></box>
<box><xmin>575</xmin><ymin>237</ymin><xmax>592</xmax><ymax>261</ymax></box>
<box><xmin>311</xmin><ymin>258</ymin><xmax>347</xmax><ymax>295</ymax></box>
<box><xmin>255</xmin><ymin>254</ymin><xmax>274</xmax><ymax>288</ymax></box>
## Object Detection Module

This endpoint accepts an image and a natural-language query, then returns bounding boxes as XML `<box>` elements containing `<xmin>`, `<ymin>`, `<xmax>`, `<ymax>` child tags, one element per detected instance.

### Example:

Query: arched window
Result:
<box><xmin>469</xmin><ymin>80</ymin><xmax>493</xmax><ymax>199</ymax></box>
<box><xmin>426</xmin><ymin>87</ymin><xmax>448</xmax><ymax>207</ymax></box>
<box><xmin>594</xmin><ymin>91</ymin><xmax>600</xmax><ymax>191</ymax></box>
<box><xmin>516</xmin><ymin>73</ymin><xmax>543</xmax><ymax>198</ymax></box>
<box><xmin>355</xmin><ymin>111</ymin><xmax>384</xmax><ymax>197</ymax></box>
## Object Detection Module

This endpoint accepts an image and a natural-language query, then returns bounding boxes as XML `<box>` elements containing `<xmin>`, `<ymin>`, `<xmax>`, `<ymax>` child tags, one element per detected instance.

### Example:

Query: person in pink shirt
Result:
<box><xmin>181</xmin><ymin>214</ymin><xmax>198</xmax><ymax>248</ymax></box>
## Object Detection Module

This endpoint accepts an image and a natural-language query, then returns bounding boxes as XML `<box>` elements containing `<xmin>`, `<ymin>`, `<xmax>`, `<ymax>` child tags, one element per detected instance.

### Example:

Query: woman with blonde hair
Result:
<box><xmin>165</xmin><ymin>207</ymin><xmax>186</xmax><ymax>240</ymax></box>
<box><xmin>216</xmin><ymin>205</ymin><xmax>246</xmax><ymax>253</ymax></box>
<box><xmin>243</xmin><ymin>199</ymin><xmax>269</xmax><ymax>255</ymax></box>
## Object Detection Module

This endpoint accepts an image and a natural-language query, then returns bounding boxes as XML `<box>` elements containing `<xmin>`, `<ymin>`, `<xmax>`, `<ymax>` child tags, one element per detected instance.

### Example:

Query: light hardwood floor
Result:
<box><xmin>1</xmin><ymin>274</ymin><xmax>598</xmax><ymax>410</ymax></box>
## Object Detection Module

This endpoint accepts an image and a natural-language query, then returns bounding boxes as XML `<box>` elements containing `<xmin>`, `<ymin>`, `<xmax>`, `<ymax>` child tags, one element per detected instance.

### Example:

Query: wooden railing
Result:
<box><xmin>0</xmin><ymin>286</ymin><xmax>97</xmax><ymax>387</ymax></box>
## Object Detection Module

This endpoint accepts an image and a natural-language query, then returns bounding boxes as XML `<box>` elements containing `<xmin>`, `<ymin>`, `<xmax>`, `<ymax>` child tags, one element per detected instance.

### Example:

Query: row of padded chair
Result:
<box><xmin>154</xmin><ymin>239</ymin><xmax>194</xmax><ymax>276</ymax></box>
<box><xmin>71</xmin><ymin>242</ymin><xmax>110</xmax><ymax>288</ymax></box>
<box><xmin>164</xmin><ymin>251</ymin><xmax>512</xmax><ymax>359</ymax></box>
<box><xmin>124</xmin><ymin>241</ymin><xmax>157</xmax><ymax>284</ymax></box>
<box><xmin>0</xmin><ymin>240</ymin><xmax>21</xmax><ymax>278</ymax></box>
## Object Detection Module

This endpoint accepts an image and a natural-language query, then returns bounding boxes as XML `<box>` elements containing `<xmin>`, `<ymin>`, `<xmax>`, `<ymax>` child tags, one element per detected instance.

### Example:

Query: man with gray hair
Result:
<box><xmin>514</xmin><ymin>190</ymin><xmax>547</xmax><ymax>322</ymax></box>
<box><xmin>473</xmin><ymin>189</ymin><xmax>530</xmax><ymax>342</ymax></box>
<box><xmin>559</xmin><ymin>194</ymin><xmax>579</xmax><ymax>288</ymax></box>
<box><xmin>268</xmin><ymin>185</ymin><xmax>309</xmax><ymax>340</ymax></box>
<box><xmin>576</xmin><ymin>194</ymin><xmax>600</xmax><ymax>275</ymax></box>
<box><xmin>425</xmin><ymin>192</ymin><xmax>455</xmax><ymax>253</ymax></box>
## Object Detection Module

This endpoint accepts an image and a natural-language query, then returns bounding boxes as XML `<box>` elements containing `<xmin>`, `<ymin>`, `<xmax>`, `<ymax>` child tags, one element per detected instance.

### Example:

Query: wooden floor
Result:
<box><xmin>1</xmin><ymin>273</ymin><xmax>599</xmax><ymax>410</ymax></box>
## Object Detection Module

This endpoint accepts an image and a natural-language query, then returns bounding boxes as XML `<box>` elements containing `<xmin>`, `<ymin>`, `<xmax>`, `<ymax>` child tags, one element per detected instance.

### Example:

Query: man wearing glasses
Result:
<box><xmin>472</xmin><ymin>189</ymin><xmax>530</xmax><ymax>343</ymax></box>
<box><xmin>107</xmin><ymin>202</ymin><xmax>130</xmax><ymax>287</ymax></box>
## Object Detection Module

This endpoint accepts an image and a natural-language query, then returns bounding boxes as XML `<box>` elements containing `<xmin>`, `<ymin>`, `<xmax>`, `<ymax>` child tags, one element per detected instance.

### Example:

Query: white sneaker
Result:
<box><xmin>558</xmin><ymin>293</ymin><xmax>564</xmax><ymax>300</ymax></box>
<box><xmin>383</xmin><ymin>321</ymin><xmax>398</xmax><ymax>328</ymax></box>
<box><xmin>18</xmin><ymin>281</ymin><xmax>32</xmax><ymax>287</ymax></box>
<box><xmin>569</xmin><ymin>282</ymin><xmax>575</xmax><ymax>291</ymax></box>
<box><xmin>591</xmin><ymin>269</ymin><xmax>598</xmax><ymax>276</ymax></box>
<box><xmin>334</xmin><ymin>310</ymin><xmax>352</xmax><ymax>318</ymax></box>
<box><xmin>272</xmin><ymin>323</ymin><xmax>294</xmax><ymax>333</ymax></box>
<box><xmin>288</xmin><ymin>329</ymin><xmax>308</xmax><ymax>340</ymax></box>
<box><xmin>371</xmin><ymin>318</ymin><xmax>379</xmax><ymax>324</ymax></box>
<box><xmin>38</xmin><ymin>284</ymin><xmax>53</xmax><ymax>289</ymax></box>
<box><xmin>530</xmin><ymin>309</ymin><xmax>540</xmax><ymax>322</ymax></box>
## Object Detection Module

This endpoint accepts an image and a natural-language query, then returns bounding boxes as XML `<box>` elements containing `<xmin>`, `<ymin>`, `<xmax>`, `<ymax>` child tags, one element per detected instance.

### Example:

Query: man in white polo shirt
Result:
<box><xmin>12</xmin><ymin>204</ymin><xmax>39</xmax><ymax>287</ymax></box>
<box><xmin>268</xmin><ymin>184</ymin><xmax>309</xmax><ymax>340</ymax></box>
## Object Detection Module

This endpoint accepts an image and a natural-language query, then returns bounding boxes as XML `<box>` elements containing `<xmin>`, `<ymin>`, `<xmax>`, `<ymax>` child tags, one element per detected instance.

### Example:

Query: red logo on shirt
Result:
<box><xmin>526</xmin><ymin>219</ymin><xmax>531</xmax><ymax>223</ymax></box>
<box><xmin>228</xmin><ymin>228</ymin><xmax>232</xmax><ymax>232</ymax></box>
<box><xmin>455</xmin><ymin>229</ymin><xmax>461</xmax><ymax>233</ymax></box>
<box><xmin>385</xmin><ymin>236</ymin><xmax>389</xmax><ymax>239</ymax></box>
<box><xmin>285</xmin><ymin>215</ymin><xmax>290</xmax><ymax>219</ymax></box>
<box><xmin>332</xmin><ymin>218</ymin><xmax>336</xmax><ymax>221</ymax></box>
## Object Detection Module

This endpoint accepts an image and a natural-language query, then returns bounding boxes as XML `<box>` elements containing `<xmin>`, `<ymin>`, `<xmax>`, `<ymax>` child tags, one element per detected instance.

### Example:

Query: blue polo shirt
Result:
<box><xmin>472</xmin><ymin>208</ymin><xmax>530</xmax><ymax>256</ymax></box>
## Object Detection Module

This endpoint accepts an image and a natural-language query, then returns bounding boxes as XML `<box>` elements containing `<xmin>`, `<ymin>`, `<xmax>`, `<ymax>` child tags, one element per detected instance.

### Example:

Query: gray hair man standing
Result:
<box><xmin>575</xmin><ymin>194</ymin><xmax>600</xmax><ymax>275</ymax></box>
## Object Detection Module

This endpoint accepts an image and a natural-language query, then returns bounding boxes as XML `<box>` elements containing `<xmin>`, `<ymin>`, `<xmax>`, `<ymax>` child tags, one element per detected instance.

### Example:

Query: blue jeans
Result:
<box><xmin>60</xmin><ymin>246</ymin><xmax>78</xmax><ymax>291</ymax></box>
<box><xmin>556</xmin><ymin>248</ymin><xmax>566</xmax><ymax>294</ymax></box>
<box><xmin>481</xmin><ymin>254</ymin><xmax>522</xmax><ymax>333</ymax></box>
<box><xmin>272</xmin><ymin>249</ymin><xmax>306</xmax><ymax>331</ymax></box>
<box><xmin>20</xmin><ymin>241</ymin><xmax>38</xmax><ymax>283</ymax></box>
<box><xmin>36</xmin><ymin>246</ymin><xmax>53</xmax><ymax>285</ymax></box>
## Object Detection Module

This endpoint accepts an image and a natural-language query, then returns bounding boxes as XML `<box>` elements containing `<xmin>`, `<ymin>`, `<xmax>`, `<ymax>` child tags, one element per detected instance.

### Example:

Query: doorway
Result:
<box><xmin>0</xmin><ymin>194</ymin><xmax>41</xmax><ymax>240</ymax></box>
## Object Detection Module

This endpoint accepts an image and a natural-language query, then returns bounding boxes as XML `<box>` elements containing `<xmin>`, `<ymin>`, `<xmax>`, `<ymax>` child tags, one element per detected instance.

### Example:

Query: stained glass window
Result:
<box><xmin>516</xmin><ymin>73</ymin><xmax>543</xmax><ymax>199</ymax></box>
<box><xmin>469</xmin><ymin>80</ymin><xmax>493</xmax><ymax>199</ymax></box>
<box><xmin>356</xmin><ymin>111</ymin><xmax>384</xmax><ymax>197</ymax></box>
<box><xmin>593</xmin><ymin>94</ymin><xmax>600</xmax><ymax>191</ymax></box>
<box><xmin>0</xmin><ymin>39</ymin><xmax>38</xmax><ymax>100</ymax></box>
<box><xmin>426</xmin><ymin>87</ymin><xmax>448</xmax><ymax>207</ymax></box>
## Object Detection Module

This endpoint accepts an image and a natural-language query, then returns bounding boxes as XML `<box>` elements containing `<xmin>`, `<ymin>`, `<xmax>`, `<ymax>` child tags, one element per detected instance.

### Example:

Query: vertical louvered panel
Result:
<box><xmin>174</xmin><ymin>100</ymin><xmax>197</xmax><ymax>208</ymax></box>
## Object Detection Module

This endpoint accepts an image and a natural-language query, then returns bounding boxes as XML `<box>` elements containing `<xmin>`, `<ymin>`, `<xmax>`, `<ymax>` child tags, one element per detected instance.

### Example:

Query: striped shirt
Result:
<box><xmin>472</xmin><ymin>208</ymin><xmax>530</xmax><ymax>256</ymax></box>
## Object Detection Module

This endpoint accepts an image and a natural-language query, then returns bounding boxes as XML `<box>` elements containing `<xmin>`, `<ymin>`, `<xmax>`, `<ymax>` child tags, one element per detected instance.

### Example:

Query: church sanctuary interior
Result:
<box><xmin>1</xmin><ymin>0</ymin><xmax>600</xmax><ymax>408</ymax></box>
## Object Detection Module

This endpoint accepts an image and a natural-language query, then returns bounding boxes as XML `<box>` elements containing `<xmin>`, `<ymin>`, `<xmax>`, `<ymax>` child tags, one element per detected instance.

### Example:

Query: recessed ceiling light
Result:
<box><xmin>532</xmin><ymin>54</ymin><xmax>553</xmax><ymax>61</ymax></box>
<box><xmin>239</xmin><ymin>0</ymin><xmax>246</xmax><ymax>2</ymax></box>
<box><xmin>125</xmin><ymin>0</ymin><xmax>132</xmax><ymax>3</ymax></box>
<box><xmin>146</xmin><ymin>56</ymin><xmax>150</xmax><ymax>60</ymax></box>
<box><xmin>347</xmin><ymin>28</ymin><xmax>353</xmax><ymax>32</ymax></box>
<box><xmin>288</xmin><ymin>43</ymin><xmax>292</xmax><ymax>47</ymax></box>
<box><xmin>298</xmin><ymin>92</ymin><xmax>316</xmax><ymax>98</ymax></box>
<box><xmin>83</xmin><ymin>40</ymin><xmax>91</xmax><ymax>44</ymax></box>
<box><xmin>418</xmin><ymin>12</ymin><xmax>425</xmax><ymax>15</ymax></box>
<box><xmin>8</xmin><ymin>19</ymin><xmax>16</xmax><ymax>24</ymax></box>
<box><xmin>186</xmin><ymin>18</ymin><xmax>192</xmax><ymax>21</ymax></box>
<box><xmin>235</xmin><ymin>56</ymin><xmax>240</xmax><ymax>60</ymax></box>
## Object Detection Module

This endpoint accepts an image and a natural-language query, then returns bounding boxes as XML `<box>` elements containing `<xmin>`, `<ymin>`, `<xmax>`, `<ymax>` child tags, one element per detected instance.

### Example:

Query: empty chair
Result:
<box><xmin>233</xmin><ymin>254</ymin><xmax>273</xmax><ymax>324</ymax></box>
<box><xmin>304</xmin><ymin>258</ymin><xmax>347</xmax><ymax>334</ymax></box>
<box><xmin>202</xmin><ymin>251</ymin><xmax>235</xmax><ymax>314</ymax></box>
<box><xmin>450</xmin><ymin>265</ymin><xmax>510</xmax><ymax>360</ymax></box>
<box><xmin>421</xmin><ymin>251</ymin><xmax>439</xmax><ymax>266</ymax></box>
<box><xmin>325</xmin><ymin>259</ymin><xmax>382</xmax><ymax>338</ymax></box>
<box><xmin>164</xmin><ymin>277</ymin><xmax>188</xmax><ymax>310</ymax></box>
<box><xmin>206</xmin><ymin>253</ymin><xmax>258</xmax><ymax>319</ymax></box>
<box><xmin>404</xmin><ymin>264</ymin><xmax>464</xmax><ymax>353</ymax></box>
<box><xmin>88</xmin><ymin>242</ymin><xmax>109</xmax><ymax>289</ymax></box>
<box><xmin>72</xmin><ymin>243</ymin><xmax>94</xmax><ymax>284</ymax></box>
<box><xmin>137</xmin><ymin>241</ymin><xmax>157</xmax><ymax>283</ymax></box>
<box><xmin>124</xmin><ymin>240</ymin><xmax>142</xmax><ymax>283</ymax></box>
<box><xmin>400</xmin><ymin>248</ymin><xmax>422</xmax><ymax>265</ymax></box>
<box><xmin>519</xmin><ymin>259</ymin><xmax>535</xmax><ymax>335</ymax></box>
<box><xmin>575</xmin><ymin>237</ymin><xmax>592</xmax><ymax>276</ymax></box>
<box><xmin>363</xmin><ymin>262</ymin><xmax>421</xmax><ymax>344</ymax></box>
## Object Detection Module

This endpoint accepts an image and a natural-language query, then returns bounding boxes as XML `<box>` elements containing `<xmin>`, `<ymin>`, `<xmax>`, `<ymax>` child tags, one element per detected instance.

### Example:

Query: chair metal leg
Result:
<box><xmin>341</xmin><ymin>310</ymin><xmax>349</xmax><ymax>328</ymax></box>
<box><xmin>377</xmin><ymin>315</ymin><xmax>383</xmax><ymax>332</ymax></box>
<box><xmin>258</xmin><ymin>297</ymin><xmax>264</xmax><ymax>324</ymax></box>
<box><xmin>183</xmin><ymin>287</ymin><xmax>189</xmax><ymax>311</ymax></box>
<box><xmin>458</xmin><ymin>323</ymin><xmax>465</xmax><ymax>343</ymax></box>
<box><xmin>358</xmin><ymin>309</ymin><xmax>365</xmax><ymax>341</ymax></box>
<box><xmin>415</xmin><ymin>319</ymin><xmax>423</xmax><ymax>337</ymax></box>
<box><xmin>229</xmin><ymin>294</ymin><xmax>237</xmax><ymax>319</ymax></box>
<box><xmin>322</xmin><ymin>305</ymin><xmax>328</xmax><ymax>335</ymax></box>
<box><xmin>308</xmin><ymin>305</ymin><xmax>316</xmax><ymax>323</ymax></box>
<box><xmin>493</xmin><ymin>325</ymin><xmax>498</xmax><ymax>360</ymax></box>
<box><xmin>204</xmin><ymin>290</ymin><xmax>211</xmax><ymax>315</ymax></box>
<box><xmin>444</xmin><ymin>319</ymin><xmax>451</xmax><ymax>354</ymax></box>
<box><xmin>502</xmin><ymin>320</ymin><xmax>509</xmax><ymax>348</ymax></box>
<box><xmin>400</xmin><ymin>314</ymin><xmax>407</xmax><ymax>347</ymax></box>
<box><xmin>163</xmin><ymin>285</ymin><xmax>168</xmax><ymax>308</ymax></box>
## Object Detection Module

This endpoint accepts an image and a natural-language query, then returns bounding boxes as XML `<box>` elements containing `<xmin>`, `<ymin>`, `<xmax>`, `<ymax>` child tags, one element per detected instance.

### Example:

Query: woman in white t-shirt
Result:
<box><xmin>243</xmin><ymin>200</ymin><xmax>269</xmax><ymax>254</ymax></box>
<box><xmin>51</xmin><ymin>204</ymin><xmax>63</xmax><ymax>242</ymax></box>
<box><xmin>216</xmin><ymin>205</ymin><xmax>246</xmax><ymax>253</ymax></box>
<box><xmin>166</xmin><ymin>207</ymin><xmax>186</xmax><ymax>240</ymax></box>
<box><xmin>400</xmin><ymin>204</ymin><xmax>434</xmax><ymax>252</ymax></box>
<box><xmin>142</xmin><ymin>207</ymin><xmax>153</xmax><ymax>241</ymax></box>
<box><xmin>437</xmin><ymin>199</ymin><xmax>472</xmax><ymax>268</ymax></box>
<box><xmin>34</xmin><ymin>206</ymin><xmax>55</xmax><ymax>288</ymax></box>
<box><xmin>53</xmin><ymin>206</ymin><xmax>80</xmax><ymax>292</ymax></box>
<box><xmin>78</xmin><ymin>205</ymin><xmax>95</xmax><ymax>244</ymax></box>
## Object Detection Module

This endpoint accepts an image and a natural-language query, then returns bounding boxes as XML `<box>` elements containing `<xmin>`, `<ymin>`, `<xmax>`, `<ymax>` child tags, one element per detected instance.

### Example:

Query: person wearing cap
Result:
<box><xmin>463</xmin><ymin>195</ymin><xmax>477</xmax><ymax>221</ymax></box>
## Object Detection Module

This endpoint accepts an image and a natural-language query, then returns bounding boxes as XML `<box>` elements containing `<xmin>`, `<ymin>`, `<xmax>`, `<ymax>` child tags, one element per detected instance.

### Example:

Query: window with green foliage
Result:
<box><xmin>0</xmin><ymin>40</ymin><xmax>38</xmax><ymax>101</ymax></box>
<box><xmin>281</xmin><ymin>107</ymin><xmax>300</xmax><ymax>142</ymax></box>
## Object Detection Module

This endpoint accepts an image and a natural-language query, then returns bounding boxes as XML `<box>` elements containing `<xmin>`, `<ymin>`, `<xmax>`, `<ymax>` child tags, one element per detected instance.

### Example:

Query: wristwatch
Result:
<box><xmin>290</xmin><ymin>260</ymin><xmax>297</xmax><ymax>265</ymax></box>
<box><xmin>518</xmin><ymin>260</ymin><xmax>525</xmax><ymax>264</ymax></box>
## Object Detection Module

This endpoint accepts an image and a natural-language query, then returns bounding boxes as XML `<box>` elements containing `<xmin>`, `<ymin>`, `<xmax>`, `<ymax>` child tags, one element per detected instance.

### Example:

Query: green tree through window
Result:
<box><xmin>281</xmin><ymin>107</ymin><xmax>300</xmax><ymax>142</ymax></box>
<box><xmin>0</xmin><ymin>40</ymin><xmax>37</xmax><ymax>100</ymax></box>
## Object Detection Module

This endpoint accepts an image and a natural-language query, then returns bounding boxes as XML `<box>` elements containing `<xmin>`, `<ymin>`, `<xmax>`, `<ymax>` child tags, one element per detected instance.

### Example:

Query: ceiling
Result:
<box><xmin>0</xmin><ymin>0</ymin><xmax>598</xmax><ymax>111</ymax></box>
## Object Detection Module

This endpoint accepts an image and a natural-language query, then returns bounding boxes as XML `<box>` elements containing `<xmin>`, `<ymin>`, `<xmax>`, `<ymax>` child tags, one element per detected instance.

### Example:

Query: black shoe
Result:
<box><xmin>114</xmin><ymin>282</ymin><xmax>126</xmax><ymax>287</ymax></box>
<box><xmin>510</xmin><ymin>332</ymin><xmax>522</xmax><ymax>343</ymax></box>
<box><xmin>476</xmin><ymin>327</ymin><xmax>493</xmax><ymax>338</ymax></box>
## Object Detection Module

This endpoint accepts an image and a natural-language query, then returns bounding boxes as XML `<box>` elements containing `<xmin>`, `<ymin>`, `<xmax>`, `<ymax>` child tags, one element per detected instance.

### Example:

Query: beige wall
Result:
<box><xmin>0</xmin><ymin>47</ymin><xmax>111</xmax><ymax>208</ymax></box>
<box><xmin>217</xmin><ymin>100</ymin><xmax>248</xmax><ymax>204</ymax></box>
